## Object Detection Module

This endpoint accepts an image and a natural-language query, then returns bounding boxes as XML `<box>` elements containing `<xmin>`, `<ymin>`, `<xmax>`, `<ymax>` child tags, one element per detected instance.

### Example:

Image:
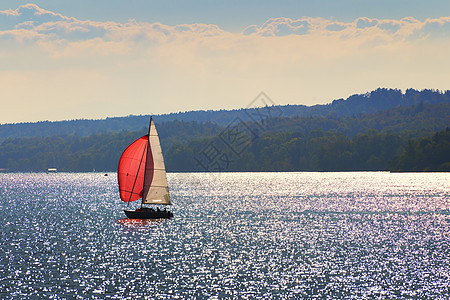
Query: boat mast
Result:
<box><xmin>141</xmin><ymin>116</ymin><xmax>153</xmax><ymax>208</ymax></box>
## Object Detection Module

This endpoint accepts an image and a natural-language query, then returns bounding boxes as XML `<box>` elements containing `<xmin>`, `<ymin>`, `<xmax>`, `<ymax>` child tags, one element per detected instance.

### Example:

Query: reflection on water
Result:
<box><xmin>116</xmin><ymin>218</ymin><xmax>168</xmax><ymax>228</ymax></box>
<box><xmin>0</xmin><ymin>172</ymin><xmax>449</xmax><ymax>299</ymax></box>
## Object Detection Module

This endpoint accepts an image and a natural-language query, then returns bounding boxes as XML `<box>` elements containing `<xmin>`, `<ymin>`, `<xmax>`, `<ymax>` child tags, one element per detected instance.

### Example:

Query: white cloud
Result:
<box><xmin>2</xmin><ymin>5</ymin><xmax>450</xmax><ymax>51</ymax></box>
<box><xmin>0</xmin><ymin>3</ymin><xmax>73</xmax><ymax>29</ymax></box>
<box><xmin>420</xmin><ymin>17</ymin><xmax>450</xmax><ymax>38</ymax></box>
<box><xmin>355</xmin><ymin>17</ymin><xmax>378</xmax><ymax>29</ymax></box>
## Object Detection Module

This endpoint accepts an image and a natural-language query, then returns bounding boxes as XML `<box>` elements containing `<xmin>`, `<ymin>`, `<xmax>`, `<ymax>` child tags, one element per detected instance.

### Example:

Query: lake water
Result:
<box><xmin>1</xmin><ymin>172</ymin><xmax>449</xmax><ymax>299</ymax></box>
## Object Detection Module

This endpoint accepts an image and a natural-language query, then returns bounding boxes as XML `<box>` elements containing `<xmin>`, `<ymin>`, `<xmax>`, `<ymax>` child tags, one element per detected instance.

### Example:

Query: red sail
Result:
<box><xmin>117</xmin><ymin>136</ymin><xmax>149</xmax><ymax>202</ymax></box>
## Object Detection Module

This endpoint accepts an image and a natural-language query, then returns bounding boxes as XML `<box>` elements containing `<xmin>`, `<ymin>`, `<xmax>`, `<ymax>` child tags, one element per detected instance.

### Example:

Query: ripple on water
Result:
<box><xmin>0</xmin><ymin>172</ymin><xmax>449</xmax><ymax>299</ymax></box>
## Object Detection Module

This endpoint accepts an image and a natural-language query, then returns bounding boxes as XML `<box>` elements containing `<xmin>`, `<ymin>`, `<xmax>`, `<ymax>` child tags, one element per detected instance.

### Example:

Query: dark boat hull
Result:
<box><xmin>124</xmin><ymin>209</ymin><xmax>173</xmax><ymax>219</ymax></box>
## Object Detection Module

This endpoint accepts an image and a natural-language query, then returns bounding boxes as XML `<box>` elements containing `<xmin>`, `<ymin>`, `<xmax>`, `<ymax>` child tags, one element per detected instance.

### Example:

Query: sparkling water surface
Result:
<box><xmin>1</xmin><ymin>172</ymin><xmax>449</xmax><ymax>299</ymax></box>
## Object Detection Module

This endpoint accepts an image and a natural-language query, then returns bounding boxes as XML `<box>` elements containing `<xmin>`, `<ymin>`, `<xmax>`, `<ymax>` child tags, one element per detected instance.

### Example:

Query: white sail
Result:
<box><xmin>142</xmin><ymin>118</ymin><xmax>171</xmax><ymax>205</ymax></box>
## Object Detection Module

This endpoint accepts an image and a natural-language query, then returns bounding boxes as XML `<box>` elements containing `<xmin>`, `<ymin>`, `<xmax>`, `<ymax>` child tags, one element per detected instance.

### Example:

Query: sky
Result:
<box><xmin>1</xmin><ymin>1</ymin><xmax>450</xmax><ymax>124</ymax></box>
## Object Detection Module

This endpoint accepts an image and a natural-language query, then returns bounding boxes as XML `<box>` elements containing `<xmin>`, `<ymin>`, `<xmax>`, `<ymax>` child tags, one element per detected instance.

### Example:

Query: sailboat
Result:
<box><xmin>118</xmin><ymin>117</ymin><xmax>173</xmax><ymax>219</ymax></box>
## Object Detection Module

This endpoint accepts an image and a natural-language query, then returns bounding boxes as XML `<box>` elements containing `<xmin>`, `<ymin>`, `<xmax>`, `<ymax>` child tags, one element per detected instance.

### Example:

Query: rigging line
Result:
<box><xmin>119</xmin><ymin>189</ymin><xmax>142</xmax><ymax>195</ymax></box>
<box><xmin>127</xmin><ymin>141</ymin><xmax>148</xmax><ymax>207</ymax></box>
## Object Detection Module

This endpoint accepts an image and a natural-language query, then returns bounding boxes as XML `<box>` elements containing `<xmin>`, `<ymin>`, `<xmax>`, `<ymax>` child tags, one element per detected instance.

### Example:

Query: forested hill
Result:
<box><xmin>263</xmin><ymin>102</ymin><xmax>450</xmax><ymax>139</ymax></box>
<box><xmin>0</xmin><ymin>101</ymin><xmax>448</xmax><ymax>172</ymax></box>
<box><xmin>1</xmin><ymin>88</ymin><xmax>449</xmax><ymax>139</ymax></box>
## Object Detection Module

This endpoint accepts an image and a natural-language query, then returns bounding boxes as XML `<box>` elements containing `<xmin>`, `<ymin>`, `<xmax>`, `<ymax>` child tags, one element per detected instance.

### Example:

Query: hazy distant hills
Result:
<box><xmin>1</xmin><ymin>88</ymin><xmax>449</xmax><ymax>140</ymax></box>
<box><xmin>0</xmin><ymin>88</ymin><xmax>449</xmax><ymax>172</ymax></box>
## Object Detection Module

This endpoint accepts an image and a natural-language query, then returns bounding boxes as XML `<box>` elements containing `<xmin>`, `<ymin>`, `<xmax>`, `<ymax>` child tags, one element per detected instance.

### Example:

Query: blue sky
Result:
<box><xmin>1</xmin><ymin>1</ymin><xmax>450</xmax><ymax>123</ymax></box>
<box><xmin>2</xmin><ymin>0</ymin><xmax>450</xmax><ymax>29</ymax></box>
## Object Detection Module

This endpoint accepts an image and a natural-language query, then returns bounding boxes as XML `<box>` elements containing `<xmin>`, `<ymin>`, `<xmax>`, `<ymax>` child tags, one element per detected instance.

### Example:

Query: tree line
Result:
<box><xmin>164</xmin><ymin>129</ymin><xmax>424</xmax><ymax>172</ymax></box>
<box><xmin>0</xmin><ymin>120</ymin><xmax>223</xmax><ymax>172</ymax></box>
<box><xmin>0</xmin><ymin>100</ymin><xmax>448</xmax><ymax>172</ymax></box>
<box><xmin>388</xmin><ymin>128</ymin><xmax>450</xmax><ymax>172</ymax></box>
<box><xmin>0</xmin><ymin>126</ymin><xmax>448</xmax><ymax>173</ymax></box>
